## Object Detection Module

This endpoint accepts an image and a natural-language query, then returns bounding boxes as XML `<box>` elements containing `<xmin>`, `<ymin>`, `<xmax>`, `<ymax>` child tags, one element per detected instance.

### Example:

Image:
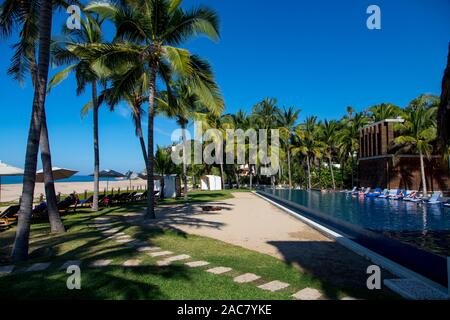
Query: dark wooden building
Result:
<box><xmin>357</xmin><ymin>119</ymin><xmax>449</xmax><ymax>193</ymax></box>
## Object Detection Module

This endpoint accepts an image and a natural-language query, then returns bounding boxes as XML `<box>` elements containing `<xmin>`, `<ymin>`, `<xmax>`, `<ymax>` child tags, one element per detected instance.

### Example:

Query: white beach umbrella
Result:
<box><xmin>0</xmin><ymin>161</ymin><xmax>24</xmax><ymax>202</ymax></box>
<box><xmin>36</xmin><ymin>167</ymin><xmax>78</xmax><ymax>183</ymax></box>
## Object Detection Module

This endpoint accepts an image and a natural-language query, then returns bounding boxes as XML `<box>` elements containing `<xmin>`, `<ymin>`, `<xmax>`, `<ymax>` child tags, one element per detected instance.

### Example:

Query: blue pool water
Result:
<box><xmin>262</xmin><ymin>188</ymin><xmax>450</xmax><ymax>256</ymax></box>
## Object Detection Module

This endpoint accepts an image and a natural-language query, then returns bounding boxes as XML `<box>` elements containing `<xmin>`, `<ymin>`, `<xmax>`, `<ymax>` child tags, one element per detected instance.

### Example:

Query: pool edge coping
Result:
<box><xmin>253</xmin><ymin>190</ymin><xmax>449</xmax><ymax>299</ymax></box>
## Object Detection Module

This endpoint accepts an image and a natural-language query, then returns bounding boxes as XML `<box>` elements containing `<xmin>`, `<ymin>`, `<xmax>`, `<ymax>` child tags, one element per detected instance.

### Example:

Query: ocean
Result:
<box><xmin>1</xmin><ymin>175</ymin><xmax>123</xmax><ymax>184</ymax></box>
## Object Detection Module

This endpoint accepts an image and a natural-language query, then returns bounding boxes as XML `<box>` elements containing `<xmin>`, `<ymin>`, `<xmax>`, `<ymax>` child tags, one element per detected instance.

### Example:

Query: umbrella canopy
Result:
<box><xmin>0</xmin><ymin>161</ymin><xmax>24</xmax><ymax>176</ymax></box>
<box><xmin>36</xmin><ymin>167</ymin><xmax>78</xmax><ymax>183</ymax></box>
<box><xmin>125</xmin><ymin>171</ymin><xmax>139</xmax><ymax>180</ymax></box>
<box><xmin>0</xmin><ymin>161</ymin><xmax>24</xmax><ymax>202</ymax></box>
<box><xmin>92</xmin><ymin>169</ymin><xmax>125</xmax><ymax>178</ymax></box>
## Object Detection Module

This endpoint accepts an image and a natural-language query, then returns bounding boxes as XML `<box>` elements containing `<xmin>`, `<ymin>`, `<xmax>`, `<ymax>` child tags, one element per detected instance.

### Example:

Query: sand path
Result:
<box><xmin>134</xmin><ymin>192</ymin><xmax>394</xmax><ymax>289</ymax></box>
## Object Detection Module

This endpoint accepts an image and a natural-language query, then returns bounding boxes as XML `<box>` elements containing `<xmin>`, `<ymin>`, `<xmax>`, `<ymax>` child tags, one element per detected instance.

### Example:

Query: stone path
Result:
<box><xmin>258</xmin><ymin>280</ymin><xmax>290</xmax><ymax>292</ymax></box>
<box><xmin>0</xmin><ymin>214</ymin><xmax>331</xmax><ymax>300</ymax></box>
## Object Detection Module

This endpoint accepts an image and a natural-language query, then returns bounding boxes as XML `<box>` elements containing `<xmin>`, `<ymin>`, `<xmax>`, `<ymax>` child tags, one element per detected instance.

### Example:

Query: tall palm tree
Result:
<box><xmin>319</xmin><ymin>120</ymin><xmax>339</xmax><ymax>189</ymax></box>
<box><xmin>84</xmin><ymin>0</ymin><xmax>220</xmax><ymax>219</ymax></box>
<box><xmin>154</xmin><ymin>145</ymin><xmax>176</xmax><ymax>199</ymax></box>
<box><xmin>338</xmin><ymin>112</ymin><xmax>369</xmax><ymax>187</ymax></box>
<box><xmin>297</xmin><ymin>116</ymin><xmax>324</xmax><ymax>190</ymax></box>
<box><xmin>158</xmin><ymin>77</ymin><xmax>224</xmax><ymax>201</ymax></box>
<box><xmin>369</xmin><ymin>103</ymin><xmax>403</xmax><ymax>122</ymax></box>
<box><xmin>10</xmin><ymin>0</ymin><xmax>54</xmax><ymax>261</ymax></box>
<box><xmin>394</xmin><ymin>103</ymin><xmax>438</xmax><ymax>195</ymax></box>
<box><xmin>0</xmin><ymin>0</ymin><xmax>65</xmax><ymax>233</ymax></box>
<box><xmin>49</xmin><ymin>15</ymin><xmax>105</xmax><ymax>211</ymax></box>
<box><xmin>276</xmin><ymin>106</ymin><xmax>299</xmax><ymax>188</ymax></box>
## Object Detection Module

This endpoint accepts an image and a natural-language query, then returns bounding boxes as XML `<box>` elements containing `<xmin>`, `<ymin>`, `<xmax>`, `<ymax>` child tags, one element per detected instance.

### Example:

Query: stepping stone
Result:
<box><xmin>233</xmin><ymin>273</ymin><xmax>261</xmax><ymax>283</ymax></box>
<box><xmin>148</xmin><ymin>251</ymin><xmax>173</xmax><ymax>257</ymax></box>
<box><xmin>0</xmin><ymin>265</ymin><xmax>14</xmax><ymax>274</ymax></box>
<box><xmin>123</xmin><ymin>259</ymin><xmax>142</xmax><ymax>267</ymax></box>
<box><xmin>116</xmin><ymin>238</ymin><xmax>133</xmax><ymax>243</ymax></box>
<box><xmin>258</xmin><ymin>280</ymin><xmax>289</xmax><ymax>292</ymax></box>
<box><xmin>156</xmin><ymin>260</ymin><xmax>171</xmax><ymax>266</ymax></box>
<box><xmin>137</xmin><ymin>246</ymin><xmax>160</xmax><ymax>252</ymax></box>
<box><xmin>292</xmin><ymin>288</ymin><xmax>322</xmax><ymax>300</ymax></box>
<box><xmin>103</xmin><ymin>229</ymin><xmax>120</xmax><ymax>234</ymax></box>
<box><xmin>206</xmin><ymin>266</ymin><xmax>232</xmax><ymax>275</ymax></box>
<box><xmin>115</xmin><ymin>235</ymin><xmax>132</xmax><ymax>240</ymax></box>
<box><xmin>185</xmin><ymin>261</ymin><xmax>210</xmax><ymax>268</ymax></box>
<box><xmin>59</xmin><ymin>260</ymin><xmax>81</xmax><ymax>270</ymax></box>
<box><xmin>26</xmin><ymin>262</ymin><xmax>51</xmax><ymax>272</ymax></box>
<box><xmin>165</xmin><ymin>254</ymin><xmax>190</xmax><ymax>262</ymax></box>
<box><xmin>90</xmin><ymin>259</ymin><xmax>113</xmax><ymax>267</ymax></box>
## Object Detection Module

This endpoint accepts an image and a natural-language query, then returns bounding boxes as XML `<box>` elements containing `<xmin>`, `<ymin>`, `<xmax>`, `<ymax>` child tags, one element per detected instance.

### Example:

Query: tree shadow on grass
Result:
<box><xmin>267</xmin><ymin>240</ymin><xmax>398</xmax><ymax>299</ymax></box>
<box><xmin>0</xmin><ymin>264</ymin><xmax>192</xmax><ymax>300</ymax></box>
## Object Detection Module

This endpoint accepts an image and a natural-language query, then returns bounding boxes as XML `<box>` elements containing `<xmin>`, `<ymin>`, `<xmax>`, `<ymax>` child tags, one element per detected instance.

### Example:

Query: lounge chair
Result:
<box><xmin>57</xmin><ymin>195</ymin><xmax>78</xmax><ymax>213</ymax></box>
<box><xmin>378</xmin><ymin>189</ymin><xmax>389</xmax><ymax>198</ymax></box>
<box><xmin>0</xmin><ymin>205</ymin><xmax>20</xmax><ymax>219</ymax></box>
<box><xmin>366</xmin><ymin>188</ymin><xmax>382</xmax><ymax>198</ymax></box>
<box><xmin>444</xmin><ymin>200</ymin><xmax>450</xmax><ymax>207</ymax></box>
<box><xmin>78</xmin><ymin>195</ymin><xmax>93</xmax><ymax>207</ymax></box>
<box><xmin>403</xmin><ymin>191</ymin><xmax>418</xmax><ymax>201</ymax></box>
<box><xmin>32</xmin><ymin>202</ymin><xmax>48</xmax><ymax>219</ymax></box>
<box><xmin>343</xmin><ymin>187</ymin><xmax>357</xmax><ymax>194</ymax></box>
<box><xmin>423</xmin><ymin>192</ymin><xmax>442</xmax><ymax>204</ymax></box>
<box><xmin>0</xmin><ymin>205</ymin><xmax>20</xmax><ymax>228</ymax></box>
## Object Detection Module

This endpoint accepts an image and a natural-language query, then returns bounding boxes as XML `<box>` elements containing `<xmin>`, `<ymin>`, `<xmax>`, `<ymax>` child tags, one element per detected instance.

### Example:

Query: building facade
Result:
<box><xmin>357</xmin><ymin>119</ymin><xmax>449</xmax><ymax>193</ymax></box>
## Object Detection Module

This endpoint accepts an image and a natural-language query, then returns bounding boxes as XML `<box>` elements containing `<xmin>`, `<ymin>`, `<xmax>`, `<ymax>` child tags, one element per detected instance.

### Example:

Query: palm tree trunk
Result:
<box><xmin>306</xmin><ymin>154</ymin><xmax>312</xmax><ymax>190</ymax></box>
<box><xmin>329</xmin><ymin>156</ymin><xmax>336</xmax><ymax>190</ymax></box>
<box><xmin>220</xmin><ymin>163</ymin><xmax>225</xmax><ymax>190</ymax></box>
<box><xmin>136</xmin><ymin>113</ymin><xmax>148</xmax><ymax>167</ymax></box>
<box><xmin>419</xmin><ymin>151</ymin><xmax>428</xmax><ymax>195</ymax></box>
<box><xmin>92</xmin><ymin>81</ymin><xmax>100</xmax><ymax>211</ymax></box>
<box><xmin>146</xmin><ymin>63</ymin><xmax>157</xmax><ymax>219</ymax></box>
<box><xmin>249</xmin><ymin>165</ymin><xmax>253</xmax><ymax>189</ymax></box>
<box><xmin>32</xmin><ymin>50</ymin><xmax>63</xmax><ymax>232</ymax></box>
<box><xmin>12</xmin><ymin>0</ymin><xmax>53</xmax><ymax>261</ymax></box>
<box><xmin>287</xmin><ymin>147</ymin><xmax>292</xmax><ymax>188</ymax></box>
<box><xmin>40</xmin><ymin>108</ymin><xmax>65</xmax><ymax>232</ymax></box>
<box><xmin>181</xmin><ymin>124</ymin><xmax>188</xmax><ymax>201</ymax></box>
<box><xmin>160</xmin><ymin>176</ymin><xmax>165</xmax><ymax>200</ymax></box>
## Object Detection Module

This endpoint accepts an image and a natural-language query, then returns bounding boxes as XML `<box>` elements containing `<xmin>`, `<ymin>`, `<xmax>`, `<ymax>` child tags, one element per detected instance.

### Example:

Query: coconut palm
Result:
<box><xmin>154</xmin><ymin>145</ymin><xmax>177</xmax><ymax>199</ymax></box>
<box><xmin>338</xmin><ymin>112</ymin><xmax>370</xmax><ymax>187</ymax></box>
<box><xmin>0</xmin><ymin>0</ymin><xmax>65</xmax><ymax>234</ymax></box>
<box><xmin>9</xmin><ymin>0</ymin><xmax>54</xmax><ymax>261</ymax></box>
<box><xmin>296</xmin><ymin>116</ymin><xmax>325</xmax><ymax>190</ymax></box>
<box><xmin>276</xmin><ymin>106</ymin><xmax>299</xmax><ymax>188</ymax></box>
<box><xmin>158</xmin><ymin>76</ymin><xmax>224</xmax><ymax>201</ymax></box>
<box><xmin>49</xmin><ymin>15</ymin><xmax>105</xmax><ymax>211</ymax></box>
<box><xmin>394</xmin><ymin>103</ymin><xmax>438</xmax><ymax>195</ymax></box>
<box><xmin>368</xmin><ymin>103</ymin><xmax>403</xmax><ymax>122</ymax></box>
<box><xmin>319</xmin><ymin>120</ymin><xmax>339</xmax><ymax>189</ymax></box>
<box><xmin>83</xmin><ymin>0</ymin><xmax>220</xmax><ymax>219</ymax></box>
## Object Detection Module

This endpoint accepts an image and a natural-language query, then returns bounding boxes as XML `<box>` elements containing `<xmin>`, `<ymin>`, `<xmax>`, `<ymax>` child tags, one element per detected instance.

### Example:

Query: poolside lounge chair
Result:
<box><xmin>403</xmin><ymin>191</ymin><xmax>418</xmax><ymax>201</ymax></box>
<box><xmin>444</xmin><ymin>200</ymin><xmax>450</xmax><ymax>207</ymax></box>
<box><xmin>78</xmin><ymin>195</ymin><xmax>93</xmax><ymax>207</ymax></box>
<box><xmin>423</xmin><ymin>192</ymin><xmax>442</xmax><ymax>204</ymax></box>
<box><xmin>57</xmin><ymin>195</ymin><xmax>78</xmax><ymax>213</ymax></box>
<box><xmin>391</xmin><ymin>190</ymin><xmax>406</xmax><ymax>200</ymax></box>
<box><xmin>378</xmin><ymin>189</ymin><xmax>389</xmax><ymax>198</ymax></box>
<box><xmin>32</xmin><ymin>202</ymin><xmax>48</xmax><ymax>219</ymax></box>
<box><xmin>366</xmin><ymin>188</ymin><xmax>382</xmax><ymax>198</ymax></box>
<box><xmin>345</xmin><ymin>187</ymin><xmax>357</xmax><ymax>194</ymax></box>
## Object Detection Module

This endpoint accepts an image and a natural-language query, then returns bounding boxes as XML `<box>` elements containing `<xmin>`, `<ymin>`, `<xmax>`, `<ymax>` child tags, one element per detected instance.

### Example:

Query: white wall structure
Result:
<box><xmin>201</xmin><ymin>175</ymin><xmax>222</xmax><ymax>191</ymax></box>
<box><xmin>163</xmin><ymin>175</ymin><xmax>178</xmax><ymax>198</ymax></box>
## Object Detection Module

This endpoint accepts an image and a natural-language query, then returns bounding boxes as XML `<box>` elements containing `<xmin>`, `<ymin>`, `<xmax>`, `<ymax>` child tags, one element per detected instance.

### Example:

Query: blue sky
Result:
<box><xmin>0</xmin><ymin>0</ymin><xmax>449</xmax><ymax>174</ymax></box>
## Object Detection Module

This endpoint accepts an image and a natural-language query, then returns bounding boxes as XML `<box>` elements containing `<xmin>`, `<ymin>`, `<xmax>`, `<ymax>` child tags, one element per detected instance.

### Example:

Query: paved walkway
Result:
<box><xmin>134</xmin><ymin>192</ymin><xmax>395</xmax><ymax>289</ymax></box>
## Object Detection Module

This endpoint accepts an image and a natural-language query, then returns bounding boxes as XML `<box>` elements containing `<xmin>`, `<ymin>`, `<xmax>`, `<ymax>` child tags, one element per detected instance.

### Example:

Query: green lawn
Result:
<box><xmin>0</xmin><ymin>191</ymin><xmax>395</xmax><ymax>300</ymax></box>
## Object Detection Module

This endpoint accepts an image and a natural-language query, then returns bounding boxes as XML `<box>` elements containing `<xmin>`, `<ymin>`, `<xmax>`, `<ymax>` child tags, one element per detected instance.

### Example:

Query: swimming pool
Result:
<box><xmin>258</xmin><ymin>188</ymin><xmax>450</xmax><ymax>286</ymax></box>
<box><xmin>262</xmin><ymin>188</ymin><xmax>450</xmax><ymax>233</ymax></box>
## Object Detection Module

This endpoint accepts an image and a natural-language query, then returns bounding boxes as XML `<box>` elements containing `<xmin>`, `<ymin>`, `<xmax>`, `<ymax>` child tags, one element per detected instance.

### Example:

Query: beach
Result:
<box><xmin>0</xmin><ymin>179</ymin><xmax>147</xmax><ymax>203</ymax></box>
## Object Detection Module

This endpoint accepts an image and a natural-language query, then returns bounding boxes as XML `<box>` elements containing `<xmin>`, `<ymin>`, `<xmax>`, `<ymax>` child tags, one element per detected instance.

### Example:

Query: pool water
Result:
<box><xmin>263</xmin><ymin>188</ymin><xmax>450</xmax><ymax>256</ymax></box>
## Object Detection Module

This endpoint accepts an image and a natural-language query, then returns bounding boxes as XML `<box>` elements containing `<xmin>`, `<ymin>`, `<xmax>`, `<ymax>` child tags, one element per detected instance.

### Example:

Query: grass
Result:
<box><xmin>0</xmin><ymin>191</ymin><xmax>395</xmax><ymax>300</ymax></box>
